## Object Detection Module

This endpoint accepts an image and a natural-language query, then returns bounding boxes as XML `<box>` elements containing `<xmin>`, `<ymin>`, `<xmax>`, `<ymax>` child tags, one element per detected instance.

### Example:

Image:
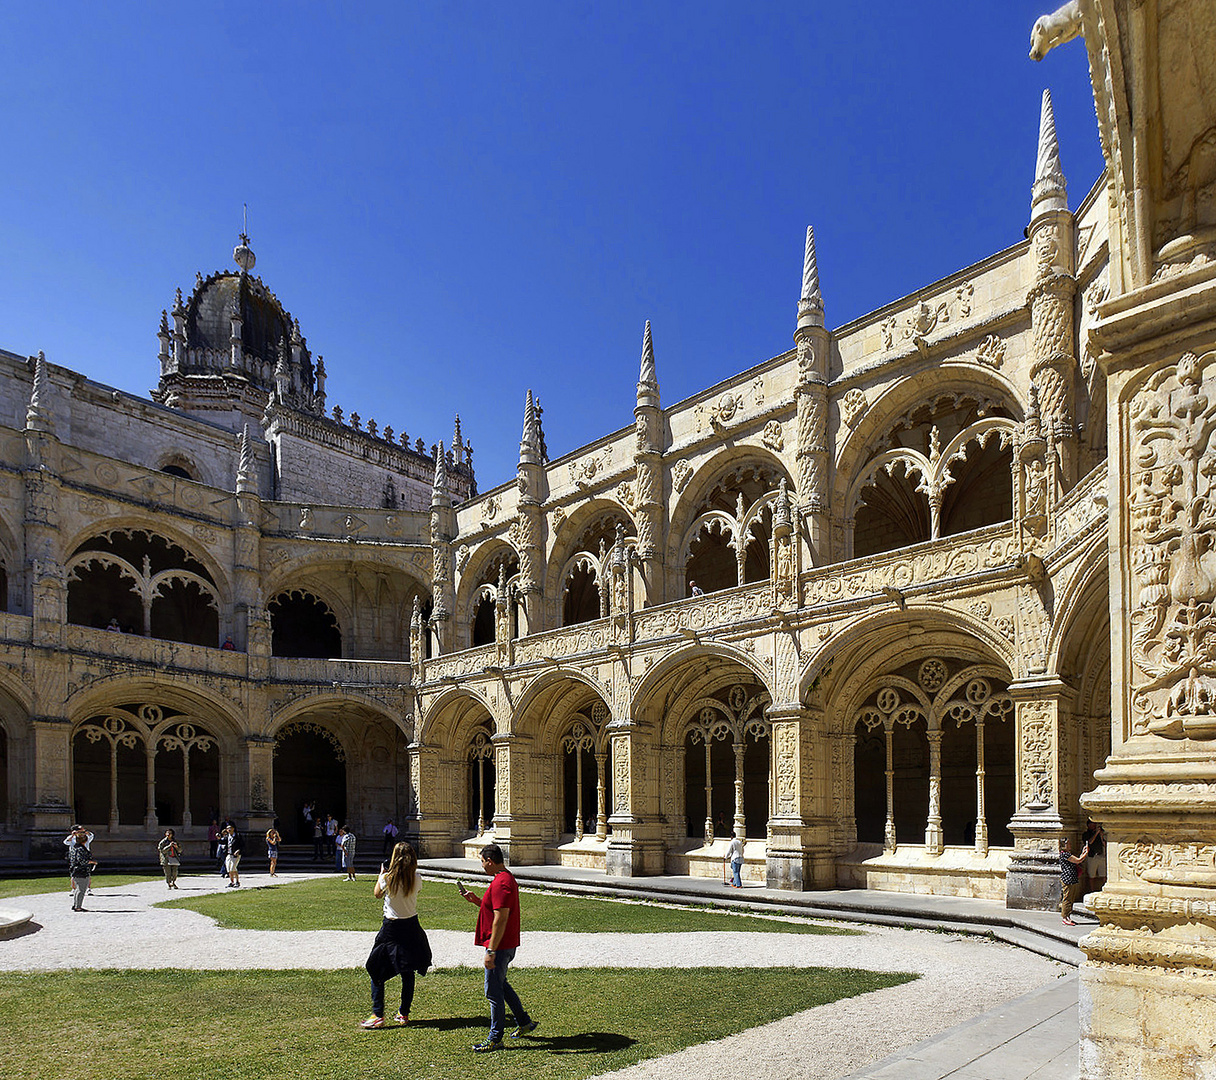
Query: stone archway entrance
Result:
<box><xmin>273</xmin><ymin>722</ymin><xmax>347</xmax><ymax>842</ymax></box>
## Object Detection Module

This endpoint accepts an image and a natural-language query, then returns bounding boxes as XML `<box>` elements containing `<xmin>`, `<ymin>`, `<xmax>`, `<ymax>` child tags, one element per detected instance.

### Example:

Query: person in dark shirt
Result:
<box><xmin>1059</xmin><ymin>836</ymin><xmax>1088</xmax><ymax>925</ymax></box>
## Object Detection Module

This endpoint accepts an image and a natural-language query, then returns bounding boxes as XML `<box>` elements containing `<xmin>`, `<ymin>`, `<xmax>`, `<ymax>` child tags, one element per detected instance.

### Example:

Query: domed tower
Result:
<box><xmin>153</xmin><ymin>233</ymin><xmax>323</xmax><ymax>430</ymax></box>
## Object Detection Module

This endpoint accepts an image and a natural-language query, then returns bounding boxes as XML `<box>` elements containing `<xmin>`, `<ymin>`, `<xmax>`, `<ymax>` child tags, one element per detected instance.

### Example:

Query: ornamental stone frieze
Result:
<box><xmin>1127</xmin><ymin>350</ymin><xmax>1216</xmax><ymax>738</ymax></box>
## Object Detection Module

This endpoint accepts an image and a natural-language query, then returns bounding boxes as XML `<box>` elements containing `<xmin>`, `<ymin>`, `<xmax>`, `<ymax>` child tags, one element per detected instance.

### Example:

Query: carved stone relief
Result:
<box><xmin>672</xmin><ymin>460</ymin><xmax>693</xmax><ymax>493</ymax></box>
<box><xmin>974</xmin><ymin>334</ymin><xmax>1006</xmax><ymax>369</ymax></box>
<box><xmin>840</xmin><ymin>388</ymin><xmax>868</xmax><ymax>428</ymax></box>
<box><xmin>761</xmin><ymin>420</ymin><xmax>784</xmax><ymax>453</ymax></box>
<box><xmin>1127</xmin><ymin>351</ymin><xmax>1216</xmax><ymax>737</ymax></box>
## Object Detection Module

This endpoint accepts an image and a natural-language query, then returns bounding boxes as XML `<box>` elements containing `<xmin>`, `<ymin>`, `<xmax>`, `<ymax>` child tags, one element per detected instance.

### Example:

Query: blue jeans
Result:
<box><xmin>483</xmin><ymin>947</ymin><xmax>530</xmax><ymax>1041</ymax></box>
<box><xmin>731</xmin><ymin>858</ymin><xmax>743</xmax><ymax>888</ymax></box>
<box><xmin>370</xmin><ymin>970</ymin><xmax>414</xmax><ymax>1018</ymax></box>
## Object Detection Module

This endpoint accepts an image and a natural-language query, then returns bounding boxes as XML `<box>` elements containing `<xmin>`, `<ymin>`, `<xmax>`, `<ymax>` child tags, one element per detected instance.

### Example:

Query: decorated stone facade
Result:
<box><xmin>6</xmin><ymin>28</ymin><xmax>1213</xmax><ymax>1079</ymax></box>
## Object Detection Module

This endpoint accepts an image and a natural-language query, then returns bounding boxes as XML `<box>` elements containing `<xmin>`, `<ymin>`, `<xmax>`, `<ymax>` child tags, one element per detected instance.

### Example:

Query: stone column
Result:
<box><xmin>28</xmin><ymin>716</ymin><xmax>74</xmax><ymax>851</ymax></box>
<box><xmin>408</xmin><ymin>743</ymin><xmax>450</xmax><ymax>857</ymax></box>
<box><xmin>793</xmin><ymin>227</ymin><xmax>831</xmax><ymax>566</ymax></box>
<box><xmin>925</xmin><ymin>729</ymin><xmax>944</xmax><ymax>855</ymax></box>
<box><xmin>765</xmin><ymin>704</ymin><xmax>832</xmax><ymax>890</ymax></box>
<box><xmin>1004</xmin><ymin>679</ymin><xmax>1073</xmax><ymax>909</ymax></box>
<box><xmin>633</xmin><ymin>321</ymin><xmax>665</xmax><ymax>606</ymax></box>
<box><xmin>241</xmin><ymin>735</ymin><xmax>276</xmax><ymax>835</ymax></box>
<box><xmin>605</xmin><ymin>721</ymin><xmax>663</xmax><ymax>876</ymax></box>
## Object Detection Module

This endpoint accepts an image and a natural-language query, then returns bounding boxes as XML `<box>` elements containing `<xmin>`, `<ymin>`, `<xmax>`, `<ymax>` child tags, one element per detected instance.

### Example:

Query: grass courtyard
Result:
<box><xmin>0</xmin><ymin>966</ymin><xmax>915</xmax><ymax>1080</ymax></box>
<box><xmin>158</xmin><ymin>873</ymin><xmax>856</xmax><ymax>934</ymax></box>
<box><xmin>0</xmin><ymin>874</ymin><xmax>915</xmax><ymax>1079</ymax></box>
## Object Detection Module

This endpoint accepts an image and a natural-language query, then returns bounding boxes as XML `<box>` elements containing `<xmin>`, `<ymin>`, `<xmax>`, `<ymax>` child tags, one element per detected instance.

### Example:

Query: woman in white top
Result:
<box><xmin>360</xmin><ymin>841</ymin><xmax>433</xmax><ymax>1028</ymax></box>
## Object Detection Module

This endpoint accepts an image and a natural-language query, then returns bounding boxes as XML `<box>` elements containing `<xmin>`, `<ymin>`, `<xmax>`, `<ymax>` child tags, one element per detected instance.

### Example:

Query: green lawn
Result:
<box><xmin>0</xmin><ymin>966</ymin><xmax>914</xmax><ymax>1080</ymax></box>
<box><xmin>0</xmin><ymin>873</ymin><xmax>159</xmax><ymax>899</ymax></box>
<box><xmin>160</xmin><ymin>875</ymin><xmax>852</xmax><ymax>935</ymax></box>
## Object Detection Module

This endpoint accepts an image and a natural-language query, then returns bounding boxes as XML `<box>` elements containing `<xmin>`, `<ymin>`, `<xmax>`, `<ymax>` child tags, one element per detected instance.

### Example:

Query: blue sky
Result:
<box><xmin>0</xmin><ymin>3</ymin><xmax>1104</xmax><ymax>491</ymax></box>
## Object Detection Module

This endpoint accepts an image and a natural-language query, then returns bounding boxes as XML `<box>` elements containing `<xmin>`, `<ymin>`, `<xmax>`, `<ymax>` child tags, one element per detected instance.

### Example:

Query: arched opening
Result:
<box><xmin>467</xmin><ymin>727</ymin><xmax>496</xmax><ymax>832</ymax></box>
<box><xmin>153</xmin><ymin>722</ymin><xmax>220</xmax><ymax>828</ymax></box>
<box><xmin>562</xmin><ymin>562</ymin><xmax>600</xmax><ymax>626</ymax></box>
<box><xmin>471</xmin><ymin>593</ymin><xmax>495</xmax><ymax>646</ymax></box>
<box><xmin>680</xmin><ymin>684</ymin><xmax>770</xmax><ymax>839</ymax></box>
<box><xmin>940</xmin><ymin>712</ymin><xmax>978</xmax><ymax>845</ymax></box>
<box><xmin>892</xmin><ymin>720</ymin><xmax>929</xmax><ymax>844</ymax></box>
<box><xmin>742</xmin><ymin>506</ymin><xmax>772</xmax><ymax>585</ymax></box>
<box><xmin>273</xmin><ymin>723</ymin><xmax>346</xmax><ymax>842</ymax></box>
<box><xmin>850</xmin><ymin>395</ymin><xmax>1016</xmax><ymax>559</ymax></box>
<box><xmin>853</xmin><ymin>724</ymin><xmax>886</xmax><ymax>843</ymax></box>
<box><xmin>686</xmin><ymin>526</ymin><xmax>736</xmax><ymax>595</ymax></box>
<box><xmin>150</xmin><ymin>577</ymin><xmax>219</xmax><ymax>647</ymax></box>
<box><xmin>161</xmin><ymin>464</ymin><xmax>193</xmax><ymax>480</ymax></box>
<box><xmin>562</xmin><ymin>744</ymin><xmax>598</xmax><ymax>833</ymax></box>
<box><xmin>558</xmin><ymin>704</ymin><xmax>612</xmax><ymax>840</ymax></box>
<box><xmin>270</xmin><ymin>591</ymin><xmax>342</xmax><ymax>658</ymax></box>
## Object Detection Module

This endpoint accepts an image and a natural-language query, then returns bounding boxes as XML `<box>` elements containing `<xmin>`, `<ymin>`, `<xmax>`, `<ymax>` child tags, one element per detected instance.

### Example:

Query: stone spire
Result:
<box><xmin>797</xmin><ymin>226</ymin><xmax>824</xmax><ymax>331</ymax></box>
<box><xmin>26</xmin><ymin>351</ymin><xmax>54</xmax><ymax>433</ymax></box>
<box><xmin>636</xmin><ymin>320</ymin><xmax>660</xmax><ymax>412</ymax></box>
<box><xmin>519</xmin><ymin>390</ymin><xmax>544</xmax><ymax>467</ymax></box>
<box><xmin>431</xmin><ymin>440</ymin><xmax>451</xmax><ymax>508</ymax></box>
<box><xmin>1031</xmin><ymin>89</ymin><xmax>1068</xmax><ymax>220</ymax></box>
<box><xmin>236</xmin><ymin>424</ymin><xmax>257</xmax><ymax>495</ymax></box>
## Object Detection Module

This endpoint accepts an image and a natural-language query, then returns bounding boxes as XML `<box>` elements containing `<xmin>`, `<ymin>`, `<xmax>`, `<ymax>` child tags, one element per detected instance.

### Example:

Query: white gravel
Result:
<box><xmin>1</xmin><ymin>871</ymin><xmax>1068</xmax><ymax>1079</ymax></box>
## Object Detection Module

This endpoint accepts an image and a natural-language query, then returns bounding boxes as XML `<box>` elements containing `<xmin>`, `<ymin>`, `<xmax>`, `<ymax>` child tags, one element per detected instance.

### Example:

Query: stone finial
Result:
<box><xmin>520</xmin><ymin>389</ymin><xmax>544</xmax><ymax>466</ymax></box>
<box><xmin>431</xmin><ymin>440</ymin><xmax>450</xmax><ymax>507</ymax></box>
<box><xmin>1031</xmin><ymin>89</ymin><xmax>1068</xmax><ymax>219</ymax></box>
<box><xmin>172</xmin><ymin>287</ymin><xmax>185</xmax><ymax>315</ymax></box>
<box><xmin>26</xmin><ymin>351</ymin><xmax>54</xmax><ymax>433</ymax></box>
<box><xmin>233</xmin><ymin>231</ymin><xmax>256</xmax><ymax>273</ymax></box>
<box><xmin>797</xmin><ymin>226</ymin><xmax>824</xmax><ymax>331</ymax></box>
<box><xmin>637</xmin><ymin>319</ymin><xmax>661</xmax><ymax>411</ymax></box>
<box><xmin>236</xmin><ymin>424</ymin><xmax>257</xmax><ymax>495</ymax></box>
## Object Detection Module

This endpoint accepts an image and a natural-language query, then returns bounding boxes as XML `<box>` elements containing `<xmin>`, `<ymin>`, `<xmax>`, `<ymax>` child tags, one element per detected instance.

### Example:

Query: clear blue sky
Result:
<box><xmin>0</xmin><ymin>3</ymin><xmax>1103</xmax><ymax>491</ymax></box>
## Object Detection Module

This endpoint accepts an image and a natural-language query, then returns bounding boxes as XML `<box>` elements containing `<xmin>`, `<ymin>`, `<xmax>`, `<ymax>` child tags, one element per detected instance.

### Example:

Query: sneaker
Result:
<box><xmin>360</xmin><ymin>1016</ymin><xmax>385</xmax><ymax>1029</ymax></box>
<box><xmin>471</xmin><ymin>1037</ymin><xmax>503</xmax><ymax>1053</ymax></box>
<box><xmin>394</xmin><ymin>1013</ymin><xmax>409</xmax><ymax>1025</ymax></box>
<box><xmin>510</xmin><ymin>1020</ymin><xmax>538</xmax><ymax>1038</ymax></box>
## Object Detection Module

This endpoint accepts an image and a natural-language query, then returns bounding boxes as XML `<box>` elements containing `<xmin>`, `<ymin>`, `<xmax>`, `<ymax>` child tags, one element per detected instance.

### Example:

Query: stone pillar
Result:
<box><xmin>765</xmin><ymin>704</ymin><xmax>833</xmax><ymax>890</ymax></box>
<box><xmin>793</xmin><ymin>227</ymin><xmax>831</xmax><ymax>567</ymax></box>
<box><xmin>28</xmin><ymin>716</ymin><xmax>74</xmax><ymax>852</ymax></box>
<box><xmin>408</xmin><ymin>743</ymin><xmax>451</xmax><ymax>857</ymax></box>
<box><xmin>515</xmin><ymin>393</ymin><xmax>546</xmax><ymax>636</ymax></box>
<box><xmin>605</xmin><ymin>722</ymin><xmax>664</xmax><ymax>876</ymax></box>
<box><xmin>925</xmin><ymin>729</ymin><xmax>944</xmax><ymax>855</ymax></box>
<box><xmin>241</xmin><ymin>735</ymin><xmax>276</xmax><ymax>835</ymax></box>
<box><xmin>1005</xmin><ymin>679</ymin><xmax>1072</xmax><ymax>910</ymax></box>
<box><xmin>633</xmin><ymin>321</ymin><xmax>665</xmax><ymax>606</ymax></box>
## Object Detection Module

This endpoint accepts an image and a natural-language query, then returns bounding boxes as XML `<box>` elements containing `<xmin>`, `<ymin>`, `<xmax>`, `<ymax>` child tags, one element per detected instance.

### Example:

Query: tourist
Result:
<box><xmin>360</xmin><ymin>841</ymin><xmax>432</xmax><ymax>1029</ymax></box>
<box><xmin>207</xmin><ymin>817</ymin><xmax>221</xmax><ymax>868</ymax></box>
<box><xmin>689</xmin><ymin>580</ymin><xmax>704</xmax><ymax>597</ymax></box>
<box><xmin>325</xmin><ymin>814</ymin><xmax>338</xmax><ymax>857</ymax></box>
<box><xmin>381</xmin><ymin>818</ymin><xmax>398</xmax><ymax>855</ymax></box>
<box><xmin>458</xmin><ymin>843</ymin><xmax>537</xmax><ymax>1052</ymax></box>
<box><xmin>221</xmin><ymin>635</ymin><xmax>236</xmax><ymax>650</ymax></box>
<box><xmin>157</xmin><ymin>828</ymin><xmax>181</xmax><ymax>889</ymax></box>
<box><xmin>1082</xmin><ymin>819</ymin><xmax>1106</xmax><ymax>894</ymax></box>
<box><xmin>68</xmin><ymin>838</ymin><xmax>96</xmax><ymax>912</ymax></box>
<box><xmin>341</xmin><ymin>827</ymin><xmax>358</xmax><ymax>880</ymax></box>
<box><xmin>265</xmin><ymin>825</ymin><xmax>281</xmax><ymax>877</ymax></box>
<box><xmin>224</xmin><ymin>823</ymin><xmax>244</xmax><ymax>887</ymax></box>
<box><xmin>64</xmin><ymin>824</ymin><xmax>95</xmax><ymax>897</ymax></box>
<box><xmin>105</xmin><ymin>617</ymin><xmax>121</xmax><ymax>632</ymax></box>
<box><xmin>335</xmin><ymin>826</ymin><xmax>346</xmax><ymax>872</ymax></box>
<box><xmin>313</xmin><ymin>816</ymin><xmax>324</xmax><ymax>862</ymax></box>
<box><xmin>725</xmin><ymin>834</ymin><xmax>744</xmax><ymax>888</ymax></box>
<box><xmin>1059</xmin><ymin>836</ymin><xmax>1088</xmax><ymax>925</ymax></box>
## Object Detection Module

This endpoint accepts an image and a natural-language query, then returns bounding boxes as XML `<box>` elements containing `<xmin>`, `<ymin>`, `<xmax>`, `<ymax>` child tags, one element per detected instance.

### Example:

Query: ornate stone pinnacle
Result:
<box><xmin>1031</xmin><ymin>89</ymin><xmax>1068</xmax><ymax>218</ymax></box>
<box><xmin>797</xmin><ymin>226</ymin><xmax>824</xmax><ymax>332</ymax></box>
<box><xmin>520</xmin><ymin>390</ymin><xmax>543</xmax><ymax>465</ymax></box>
<box><xmin>639</xmin><ymin>320</ymin><xmax>657</xmax><ymax>388</ymax></box>
<box><xmin>431</xmin><ymin>439</ymin><xmax>450</xmax><ymax>506</ymax></box>
<box><xmin>236</xmin><ymin>424</ymin><xmax>257</xmax><ymax>495</ymax></box>
<box><xmin>27</xmin><ymin>351</ymin><xmax>53</xmax><ymax>433</ymax></box>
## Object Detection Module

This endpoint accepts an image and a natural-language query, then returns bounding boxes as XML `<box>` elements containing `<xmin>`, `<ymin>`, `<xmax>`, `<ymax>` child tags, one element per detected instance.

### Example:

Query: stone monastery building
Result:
<box><xmin>3</xmin><ymin>86</ymin><xmax>1108</xmax><ymax>901</ymax></box>
<box><xmin>6</xmin><ymin>4</ymin><xmax>1216</xmax><ymax>1072</ymax></box>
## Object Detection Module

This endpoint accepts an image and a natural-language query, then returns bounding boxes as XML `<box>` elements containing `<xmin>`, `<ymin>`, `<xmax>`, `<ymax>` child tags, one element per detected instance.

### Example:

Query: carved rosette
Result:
<box><xmin>1127</xmin><ymin>350</ymin><xmax>1216</xmax><ymax>738</ymax></box>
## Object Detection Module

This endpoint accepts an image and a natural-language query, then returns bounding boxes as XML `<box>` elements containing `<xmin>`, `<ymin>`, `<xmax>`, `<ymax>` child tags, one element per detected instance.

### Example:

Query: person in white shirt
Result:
<box><xmin>360</xmin><ymin>842</ymin><xmax>433</xmax><ymax>1028</ymax></box>
<box><xmin>725</xmin><ymin>835</ymin><xmax>745</xmax><ymax>888</ymax></box>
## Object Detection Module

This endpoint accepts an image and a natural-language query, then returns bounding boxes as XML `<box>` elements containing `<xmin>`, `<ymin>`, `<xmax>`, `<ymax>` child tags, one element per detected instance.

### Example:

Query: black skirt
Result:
<box><xmin>365</xmin><ymin>915</ymin><xmax>432</xmax><ymax>983</ymax></box>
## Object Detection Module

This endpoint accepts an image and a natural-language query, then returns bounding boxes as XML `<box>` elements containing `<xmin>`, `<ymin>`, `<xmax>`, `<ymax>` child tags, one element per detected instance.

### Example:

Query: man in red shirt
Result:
<box><xmin>458</xmin><ymin>843</ymin><xmax>538</xmax><ymax>1052</ymax></box>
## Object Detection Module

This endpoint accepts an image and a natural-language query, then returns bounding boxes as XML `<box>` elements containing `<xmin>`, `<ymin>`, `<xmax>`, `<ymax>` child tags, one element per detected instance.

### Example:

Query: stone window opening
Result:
<box><xmin>468</xmin><ymin>552</ymin><xmax>519</xmax><ymax>647</ymax></box>
<box><xmin>467</xmin><ymin>727</ymin><xmax>496</xmax><ymax>834</ymax></box>
<box><xmin>682</xmin><ymin>685</ymin><xmax>770</xmax><ymax>841</ymax></box>
<box><xmin>71</xmin><ymin>704</ymin><xmax>219</xmax><ymax>831</ymax></box>
<box><xmin>560</xmin><ymin>701</ymin><xmax>612</xmax><ymax>840</ymax></box>
<box><xmin>269</xmin><ymin>590</ymin><xmax>342</xmax><ymax>658</ymax></box>
<box><xmin>848</xmin><ymin>399</ymin><xmax>1015</xmax><ymax>560</ymax></box>
<box><xmin>682</xmin><ymin>470</ymin><xmax>788</xmax><ymax>595</ymax></box>
<box><xmin>851</xmin><ymin>666</ymin><xmax>1015</xmax><ymax>856</ymax></box>
<box><xmin>66</xmin><ymin>529</ymin><xmax>220</xmax><ymax>645</ymax></box>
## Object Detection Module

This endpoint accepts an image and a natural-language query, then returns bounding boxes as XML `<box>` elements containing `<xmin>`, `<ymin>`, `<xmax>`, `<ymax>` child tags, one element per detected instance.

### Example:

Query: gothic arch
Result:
<box><xmin>455</xmin><ymin>539</ymin><xmax>520</xmax><ymax>649</ymax></box>
<box><xmin>798</xmin><ymin>608</ymin><xmax>1015</xmax><ymax>707</ymax></box>
<box><xmin>156</xmin><ymin>451</ymin><xmax>207</xmax><ymax>485</ymax></box>
<box><xmin>419</xmin><ymin>685</ymin><xmax>499</xmax><ymax>746</ymax></box>
<box><xmin>632</xmin><ymin>641</ymin><xmax>776</xmax><ymax>718</ymax></box>
<box><xmin>512</xmin><ymin>667</ymin><xmax>611</xmax><ymax>740</ymax></box>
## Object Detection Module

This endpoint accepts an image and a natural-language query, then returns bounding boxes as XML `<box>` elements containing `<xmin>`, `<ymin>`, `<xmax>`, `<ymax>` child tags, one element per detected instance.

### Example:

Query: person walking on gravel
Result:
<box><xmin>224</xmin><ymin>823</ymin><xmax>244</xmax><ymax>888</ymax></box>
<box><xmin>459</xmin><ymin>843</ymin><xmax>537</xmax><ymax>1052</ymax></box>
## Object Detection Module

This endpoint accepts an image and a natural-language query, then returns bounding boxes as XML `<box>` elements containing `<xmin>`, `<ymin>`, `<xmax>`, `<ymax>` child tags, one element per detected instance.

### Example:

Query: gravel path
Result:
<box><xmin>1</xmin><ymin>871</ymin><xmax>1068</xmax><ymax>1079</ymax></box>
